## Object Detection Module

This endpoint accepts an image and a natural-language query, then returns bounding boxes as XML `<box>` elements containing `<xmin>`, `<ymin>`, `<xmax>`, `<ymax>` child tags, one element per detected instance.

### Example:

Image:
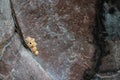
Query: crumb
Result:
<box><xmin>26</xmin><ymin>37</ymin><xmax>39</xmax><ymax>56</ymax></box>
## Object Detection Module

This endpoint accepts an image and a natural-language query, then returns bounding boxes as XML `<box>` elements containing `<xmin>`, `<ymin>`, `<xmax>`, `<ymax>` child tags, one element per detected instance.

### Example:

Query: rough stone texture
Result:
<box><xmin>95</xmin><ymin>41</ymin><xmax>120</xmax><ymax>80</ymax></box>
<box><xmin>3</xmin><ymin>0</ymin><xmax>120</xmax><ymax>80</ymax></box>
<box><xmin>0</xmin><ymin>0</ymin><xmax>14</xmax><ymax>56</ymax></box>
<box><xmin>0</xmin><ymin>0</ymin><xmax>52</xmax><ymax>80</ymax></box>
<box><xmin>99</xmin><ymin>41</ymin><xmax>120</xmax><ymax>74</ymax></box>
<box><xmin>94</xmin><ymin>0</ymin><xmax>120</xmax><ymax>80</ymax></box>
<box><xmin>1</xmin><ymin>34</ymin><xmax>52</xmax><ymax>80</ymax></box>
<box><xmin>0</xmin><ymin>0</ymin><xmax>97</xmax><ymax>79</ymax></box>
<box><xmin>11</xmin><ymin>0</ymin><xmax>96</xmax><ymax>80</ymax></box>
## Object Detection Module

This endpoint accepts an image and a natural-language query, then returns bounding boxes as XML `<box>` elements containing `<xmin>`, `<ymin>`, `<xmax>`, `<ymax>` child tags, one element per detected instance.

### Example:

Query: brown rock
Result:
<box><xmin>11</xmin><ymin>0</ymin><xmax>96</xmax><ymax>79</ymax></box>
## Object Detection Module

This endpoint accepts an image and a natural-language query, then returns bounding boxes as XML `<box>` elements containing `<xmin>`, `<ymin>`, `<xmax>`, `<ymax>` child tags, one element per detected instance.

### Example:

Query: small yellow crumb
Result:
<box><xmin>26</xmin><ymin>36</ymin><xmax>39</xmax><ymax>56</ymax></box>
<box><xmin>26</xmin><ymin>37</ymin><xmax>31</xmax><ymax>42</ymax></box>
<box><xmin>35</xmin><ymin>51</ymin><xmax>39</xmax><ymax>56</ymax></box>
<box><xmin>32</xmin><ymin>41</ymin><xmax>37</xmax><ymax>46</ymax></box>
<box><xmin>31</xmin><ymin>38</ymin><xmax>35</xmax><ymax>41</ymax></box>
<box><xmin>32</xmin><ymin>47</ymin><xmax>37</xmax><ymax>52</ymax></box>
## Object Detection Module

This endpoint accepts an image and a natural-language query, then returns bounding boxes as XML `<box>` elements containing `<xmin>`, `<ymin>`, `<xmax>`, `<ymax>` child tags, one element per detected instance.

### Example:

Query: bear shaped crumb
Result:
<box><xmin>25</xmin><ymin>37</ymin><xmax>39</xmax><ymax>56</ymax></box>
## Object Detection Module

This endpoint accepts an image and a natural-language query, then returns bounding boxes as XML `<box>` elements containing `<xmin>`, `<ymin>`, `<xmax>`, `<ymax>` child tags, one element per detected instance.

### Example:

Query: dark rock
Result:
<box><xmin>93</xmin><ymin>0</ymin><xmax>120</xmax><ymax>80</ymax></box>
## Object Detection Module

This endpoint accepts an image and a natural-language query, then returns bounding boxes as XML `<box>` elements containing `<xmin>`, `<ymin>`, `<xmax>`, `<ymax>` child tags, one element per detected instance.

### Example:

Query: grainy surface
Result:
<box><xmin>1</xmin><ymin>0</ymin><xmax>120</xmax><ymax>80</ymax></box>
<box><xmin>0</xmin><ymin>0</ymin><xmax>14</xmax><ymax>56</ymax></box>
<box><xmin>11</xmin><ymin>0</ymin><xmax>96</xmax><ymax>80</ymax></box>
<box><xmin>93</xmin><ymin>0</ymin><xmax>120</xmax><ymax>80</ymax></box>
<box><xmin>1</xmin><ymin>34</ymin><xmax>52</xmax><ymax>80</ymax></box>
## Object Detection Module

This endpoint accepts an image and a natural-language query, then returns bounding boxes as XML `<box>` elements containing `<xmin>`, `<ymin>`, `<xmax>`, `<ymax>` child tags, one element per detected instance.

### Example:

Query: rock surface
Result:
<box><xmin>0</xmin><ymin>0</ymin><xmax>52</xmax><ymax>80</ymax></box>
<box><xmin>94</xmin><ymin>0</ymin><xmax>120</xmax><ymax>80</ymax></box>
<box><xmin>1</xmin><ymin>0</ymin><xmax>120</xmax><ymax>80</ymax></box>
<box><xmin>0</xmin><ymin>0</ymin><xmax>14</xmax><ymax>58</ymax></box>
<box><xmin>1</xmin><ymin>34</ymin><xmax>52</xmax><ymax>80</ymax></box>
<box><xmin>11</xmin><ymin>0</ymin><xmax>96</xmax><ymax>80</ymax></box>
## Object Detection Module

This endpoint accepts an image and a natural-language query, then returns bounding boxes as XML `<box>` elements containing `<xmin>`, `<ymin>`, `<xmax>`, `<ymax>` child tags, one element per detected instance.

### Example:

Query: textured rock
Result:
<box><xmin>4</xmin><ymin>0</ymin><xmax>120</xmax><ymax>80</ymax></box>
<box><xmin>0</xmin><ymin>0</ymin><xmax>52</xmax><ymax>80</ymax></box>
<box><xmin>2</xmin><ymin>0</ymin><xmax>120</xmax><ymax>80</ymax></box>
<box><xmin>0</xmin><ymin>0</ymin><xmax>14</xmax><ymax>57</ymax></box>
<box><xmin>94</xmin><ymin>0</ymin><xmax>120</xmax><ymax>80</ymax></box>
<box><xmin>11</xmin><ymin>0</ymin><xmax>96</xmax><ymax>80</ymax></box>
<box><xmin>1</xmin><ymin>34</ymin><xmax>52</xmax><ymax>80</ymax></box>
